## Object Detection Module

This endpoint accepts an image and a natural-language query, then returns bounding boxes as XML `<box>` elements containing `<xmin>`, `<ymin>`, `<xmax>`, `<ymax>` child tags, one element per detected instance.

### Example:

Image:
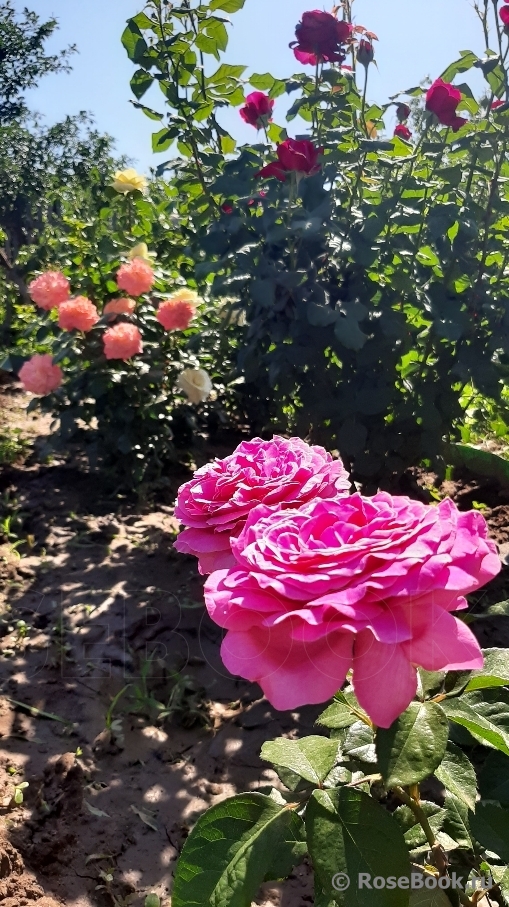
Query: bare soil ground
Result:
<box><xmin>0</xmin><ymin>378</ymin><xmax>508</xmax><ymax>907</ymax></box>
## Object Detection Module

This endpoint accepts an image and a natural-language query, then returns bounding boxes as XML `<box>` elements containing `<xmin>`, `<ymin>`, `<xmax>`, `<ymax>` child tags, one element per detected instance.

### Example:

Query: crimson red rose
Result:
<box><xmin>291</xmin><ymin>10</ymin><xmax>353</xmax><ymax>66</ymax></box>
<box><xmin>426</xmin><ymin>79</ymin><xmax>468</xmax><ymax>132</ymax></box>
<box><xmin>257</xmin><ymin>139</ymin><xmax>323</xmax><ymax>182</ymax></box>
<box><xmin>394</xmin><ymin>124</ymin><xmax>412</xmax><ymax>141</ymax></box>
<box><xmin>357</xmin><ymin>39</ymin><xmax>374</xmax><ymax>67</ymax></box>
<box><xmin>500</xmin><ymin>5</ymin><xmax>509</xmax><ymax>26</ymax></box>
<box><xmin>396</xmin><ymin>102</ymin><xmax>411</xmax><ymax>122</ymax></box>
<box><xmin>492</xmin><ymin>99</ymin><xmax>505</xmax><ymax>109</ymax></box>
<box><xmin>239</xmin><ymin>91</ymin><xmax>275</xmax><ymax>129</ymax></box>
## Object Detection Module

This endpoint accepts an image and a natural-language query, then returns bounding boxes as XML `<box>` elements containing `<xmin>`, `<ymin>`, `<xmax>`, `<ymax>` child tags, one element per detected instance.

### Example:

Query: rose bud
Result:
<box><xmin>357</xmin><ymin>39</ymin><xmax>375</xmax><ymax>68</ymax></box>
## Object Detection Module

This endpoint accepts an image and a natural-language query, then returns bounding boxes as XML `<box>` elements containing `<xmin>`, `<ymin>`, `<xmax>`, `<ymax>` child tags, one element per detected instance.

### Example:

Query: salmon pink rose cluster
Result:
<box><xmin>58</xmin><ymin>297</ymin><xmax>99</xmax><ymax>332</ymax></box>
<box><xmin>104</xmin><ymin>297</ymin><xmax>136</xmax><ymax>317</ymax></box>
<box><xmin>174</xmin><ymin>436</ymin><xmax>351</xmax><ymax>574</ymax></box>
<box><xmin>19</xmin><ymin>354</ymin><xmax>62</xmax><ymax>395</ymax></box>
<box><xmin>116</xmin><ymin>258</ymin><xmax>155</xmax><ymax>296</ymax></box>
<box><xmin>203</xmin><ymin>490</ymin><xmax>500</xmax><ymax>727</ymax></box>
<box><xmin>28</xmin><ymin>271</ymin><xmax>70</xmax><ymax>310</ymax></box>
<box><xmin>157</xmin><ymin>290</ymin><xmax>198</xmax><ymax>331</ymax></box>
<box><xmin>103</xmin><ymin>323</ymin><xmax>143</xmax><ymax>360</ymax></box>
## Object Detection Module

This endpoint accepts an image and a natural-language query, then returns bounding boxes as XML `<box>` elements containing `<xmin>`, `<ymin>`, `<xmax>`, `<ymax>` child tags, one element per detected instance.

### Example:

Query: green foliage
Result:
<box><xmin>172</xmin><ymin>792</ymin><xmax>305</xmax><ymax>907</ymax></box>
<box><xmin>376</xmin><ymin>702</ymin><xmax>449</xmax><ymax>788</ymax></box>
<box><xmin>0</xmin><ymin>1</ymin><xmax>76</xmax><ymax>124</ymax></box>
<box><xmin>0</xmin><ymin>426</ymin><xmax>29</xmax><ymax>465</ymax></box>
<box><xmin>306</xmin><ymin>788</ymin><xmax>411</xmax><ymax>907</ymax></box>
<box><xmin>173</xmin><ymin>650</ymin><xmax>509</xmax><ymax>907</ymax></box>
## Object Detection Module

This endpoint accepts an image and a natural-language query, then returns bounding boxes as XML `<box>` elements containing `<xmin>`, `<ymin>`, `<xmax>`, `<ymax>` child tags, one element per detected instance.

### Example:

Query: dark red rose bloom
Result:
<box><xmin>394</xmin><ymin>124</ymin><xmax>412</xmax><ymax>141</ymax></box>
<box><xmin>492</xmin><ymin>99</ymin><xmax>505</xmax><ymax>109</ymax></box>
<box><xmin>396</xmin><ymin>102</ymin><xmax>411</xmax><ymax>122</ymax></box>
<box><xmin>357</xmin><ymin>39</ymin><xmax>374</xmax><ymax>67</ymax></box>
<box><xmin>426</xmin><ymin>79</ymin><xmax>468</xmax><ymax>132</ymax></box>
<box><xmin>500</xmin><ymin>5</ymin><xmax>509</xmax><ymax>26</ymax></box>
<box><xmin>257</xmin><ymin>139</ymin><xmax>323</xmax><ymax>181</ymax></box>
<box><xmin>239</xmin><ymin>91</ymin><xmax>275</xmax><ymax>129</ymax></box>
<box><xmin>291</xmin><ymin>10</ymin><xmax>353</xmax><ymax>66</ymax></box>
<box><xmin>221</xmin><ymin>202</ymin><xmax>234</xmax><ymax>214</ymax></box>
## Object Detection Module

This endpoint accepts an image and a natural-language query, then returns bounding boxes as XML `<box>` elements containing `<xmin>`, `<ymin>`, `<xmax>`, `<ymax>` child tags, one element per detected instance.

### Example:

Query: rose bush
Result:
<box><xmin>174</xmin><ymin>435</ymin><xmax>351</xmax><ymax>572</ymax></box>
<box><xmin>121</xmin><ymin>0</ymin><xmax>509</xmax><ymax>486</ymax></box>
<box><xmin>5</xmin><ymin>173</ymin><xmax>245</xmax><ymax>488</ymax></box>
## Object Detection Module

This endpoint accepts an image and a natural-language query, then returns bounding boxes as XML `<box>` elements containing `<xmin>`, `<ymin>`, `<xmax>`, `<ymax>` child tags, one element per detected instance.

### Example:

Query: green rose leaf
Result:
<box><xmin>172</xmin><ymin>793</ymin><xmax>305</xmax><ymax>907</ymax></box>
<box><xmin>306</xmin><ymin>788</ymin><xmax>411</xmax><ymax>907</ymax></box>
<box><xmin>435</xmin><ymin>742</ymin><xmax>477</xmax><ymax>811</ymax></box>
<box><xmin>441</xmin><ymin>793</ymin><xmax>473</xmax><ymax>849</ymax></box>
<box><xmin>130</xmin><ymin>68</ymin><xmax>154</xmax><ymax>100</ymax></box>
<box><xmin>466</xmin><ymin>649</ymin><xmax>509</xmax><ymax>691</ymax></box>
<box><xmin>473</xmin><ymin>601</ymin><xmax>509</xmax><ymax>620</ymax></box>
<box><xmin>376</xmin><ymin>702</ymin><xmax>449</xmax><ymax>788</ymax></box>
<box><xmin>260</xmin><ymin>736</ymin><xmax>340</xmax><ymax>785</ymax></box>
<box><xmin>442</xmin><ymin>690</ymin><xmax>509</xmax><ymax>755</ymax></box>
<box><xmin>469</xmin><ymin>803</ymin><xmax>509</xmax><ymax>862</ymax></box>
<box><xmin>209</xmin><ymin>0</ymin><xmax>246</xmax><ymax>10</ymax></box>
<box><xmin>121</xmin><ymin>21</ymin><xmax>148</xmax><ymax>65</ymax></box>
<box><xmin>479</xmin><ymin>750</ymin><xmax>509</xmax><ymax>804</ymax></box>
<box><xmin>343</xmin><ymin>721</ymin><xmax>377</xmax><ymax>765</ymax></box>
<box><xmin>317</xmin><ymin>692</ymin><xmax>369</xmax><ymax>730</ymax></box>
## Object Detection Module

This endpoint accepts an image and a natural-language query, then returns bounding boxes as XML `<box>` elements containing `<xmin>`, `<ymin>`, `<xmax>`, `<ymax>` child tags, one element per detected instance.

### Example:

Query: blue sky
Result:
<box><xmin>24</xmin><ymin>0</ymin><xmax>490</xmax><ymax>172</ymax></box>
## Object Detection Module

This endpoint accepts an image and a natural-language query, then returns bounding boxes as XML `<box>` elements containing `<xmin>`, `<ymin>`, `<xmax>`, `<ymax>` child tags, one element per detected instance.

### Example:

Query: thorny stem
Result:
<box><xmin>394</xmin><ymin>786</ymin><xmax>474</xmax><ymax>907</ymax></box>
<box><xmin>474</xmin><ymin>132</ymin><xmax>508</xmax><ymax>289</ymax></box>
<box><xmin>154</xmin><ymin>1</ymin><xmax>218</xmax><ymax>214</ymax></box>
<box><xmin>360</xmin><ymin>66</ymin><xmax>369</xmax><ymax>137</ymax></box>
<box><xmin>393</xmin><ymin>787</ymin><xmax>436</xmax><ymax>850</ymax></box>
<box><xmin>413</xmin><ymin>127</ymin><xmax>450</xmax><ymax>255</ymax></box>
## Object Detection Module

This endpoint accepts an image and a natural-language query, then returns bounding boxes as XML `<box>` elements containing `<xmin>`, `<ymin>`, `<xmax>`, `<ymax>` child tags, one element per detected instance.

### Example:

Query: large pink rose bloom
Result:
<box><xmin>174</xmin><ymin>436</ymin><xmax>351</xmax><ymax>574</ymax></box>
<box><xmin>204</xmin><ymin>493</ymin><xmax>500</xmax><ymax>728</ymax></box>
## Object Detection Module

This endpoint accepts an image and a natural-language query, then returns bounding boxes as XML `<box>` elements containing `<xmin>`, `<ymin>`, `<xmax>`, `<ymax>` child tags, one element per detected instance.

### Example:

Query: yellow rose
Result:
<box><xmin>177</xmin><ymin>368</ymin><xmax>212</xmax><ymax>405</ymax></box>
<box><xmin>112</xmin><ymin>168</ymin><xmax>148</xmax><ymax>194</ymax></box>
<box><xmin>167</xmin><ymin>288</ymin><xmax>201</xmax><ymax>306</ymax></box>
<box><xmin>128</xmin><ymin>242</ymin><xmax>156</xmax><ymax>262</ymax></box>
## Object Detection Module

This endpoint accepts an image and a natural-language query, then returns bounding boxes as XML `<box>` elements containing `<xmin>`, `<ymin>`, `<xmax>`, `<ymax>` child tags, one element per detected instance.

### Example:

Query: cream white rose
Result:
<box><xmin>178</xmin><ymin>368</ymin><xmax>212</xmax><ymax>405</ymax></box>
<box><xmin>112</xmin><ymin>168</ymin><xmax>148</xmax><ymax>194</ymax></box>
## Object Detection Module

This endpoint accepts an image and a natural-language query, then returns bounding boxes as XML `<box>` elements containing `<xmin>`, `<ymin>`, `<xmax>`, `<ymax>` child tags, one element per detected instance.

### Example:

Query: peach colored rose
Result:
<box><xmin>19</xmin><ymin>354</ymin><xmax>62</xmax><ymax>395</ymax></box>
<box><xmin>58</xmin><ymin>297</ymin><xmax>99</xmax><ymax>332</ymax></box>
<box><xmin>103</xmin><ymin>323</ymin><xmax>143</xmax><ymax>360</ymax></box>
<box><xmin>28</xmin><ymin>271</ymin><xmax>70</xmax><ymax>310</ymax></box>
<box><xmin>157</xmin><ymin>290</ymin><xmax>198</xmax><ymax>331</ymax></box>
<box><xmin>116</xmin><ymin>259</ymin><xmax>155</xmax><ymax>296</ymax></box>
<box><xmin>104</xmin><ymin>298</ymin><xmax>136</xmax><ymax>317</ymax></box>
